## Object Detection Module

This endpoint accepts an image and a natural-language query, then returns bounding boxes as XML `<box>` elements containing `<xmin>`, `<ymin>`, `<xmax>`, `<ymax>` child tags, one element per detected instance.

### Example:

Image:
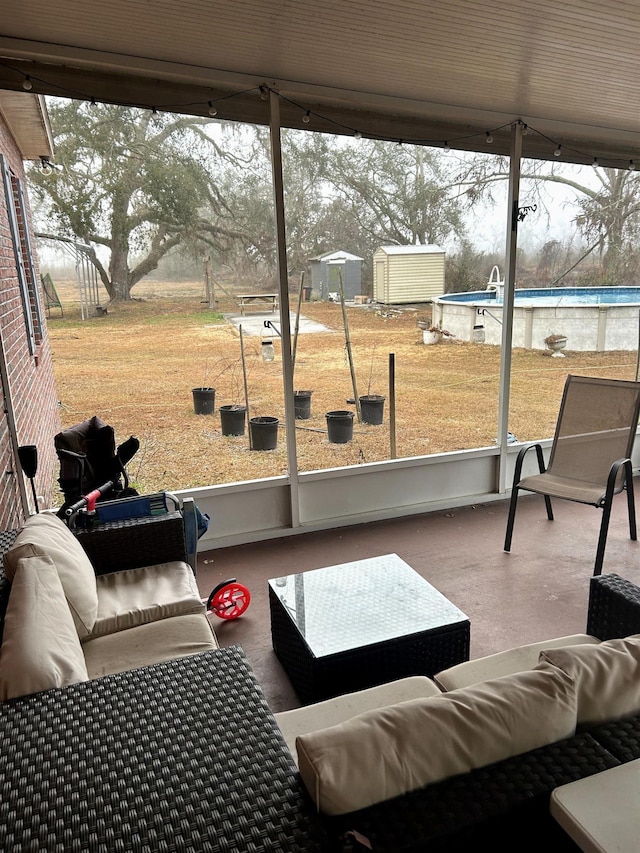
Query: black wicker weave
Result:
<box><xmin>589</xmin><ymin>712</ymin><xmax>640</xmax><ymax>764</ymax></box>
<box><xmin>326</xmin><ymin>733</ymin><xmax>617</xmax><ymax>852</ymax></box>
<box><xmin>587</xmin><ymin>572</ymin><xmax>640</xmax><ymax>640</ymax></box>
<box><xmin>0</xmin><ymin>529</ymin><xmax>18</xmax><ymax>645</ymax></box>
<box><xmin>73</xmin><ymin>511</ymin><xmax>188</xmax><ymax>574</ymax></box>
<box><xmin>0</xmin><ymin>646</ymin><xmax>329</xmax><ymax>852</ymax></box>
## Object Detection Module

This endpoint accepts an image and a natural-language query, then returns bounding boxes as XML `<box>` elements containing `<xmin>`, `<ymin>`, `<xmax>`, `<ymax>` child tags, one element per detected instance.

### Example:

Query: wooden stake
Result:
<box><xmin>339</xmin><ymin>270</ymin><xmax>361</xmax><ymax>422</ymax></box>
<box><xmin>239</xmin><ymin>325</ymin><xmax>252</xmax><ymax>448</ymax></box>
<box><xmin>389</xmin><ymin>352</ymin><xmax>396</xmax><ymax>458</ymax></box>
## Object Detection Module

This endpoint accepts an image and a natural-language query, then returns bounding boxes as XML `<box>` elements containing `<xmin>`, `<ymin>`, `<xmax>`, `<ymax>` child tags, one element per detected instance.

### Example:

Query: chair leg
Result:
<box><xmin>594</xmin><ymin>504</ymin><xmax>613</xmax><ymax>577</ymax></box>
<box><xmin>504</xmin><ymin>487</ymin><xmax>519</xmax><ymax>552</ymax></box>
<box><xmin>625</xmin><ymin>462</ymin><xmax>637</xmax><ymax>541</ymax></box>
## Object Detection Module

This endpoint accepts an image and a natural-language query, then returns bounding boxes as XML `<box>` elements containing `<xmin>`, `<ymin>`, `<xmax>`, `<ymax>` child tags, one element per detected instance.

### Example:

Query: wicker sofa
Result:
<box><xmin>276</xmin><ymin>573</ymin><xmax>640</xmax><ymax>852</ymax></box>
<box><xmin>0</xmin><ymin>512</ymin><xmax>218</xmax><ymax>700</ymax></box>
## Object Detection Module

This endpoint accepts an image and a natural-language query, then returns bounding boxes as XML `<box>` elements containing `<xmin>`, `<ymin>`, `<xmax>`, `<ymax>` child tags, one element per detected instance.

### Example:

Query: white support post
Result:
<box><xmin>496</xmin><ymin>121</ymin><xmax>523</xmax><ymax>494</ymax></box>
<box><xmin>268</xmin><ymin>89</ymin><xmax>300</xmax><ymax>527</ymax></box>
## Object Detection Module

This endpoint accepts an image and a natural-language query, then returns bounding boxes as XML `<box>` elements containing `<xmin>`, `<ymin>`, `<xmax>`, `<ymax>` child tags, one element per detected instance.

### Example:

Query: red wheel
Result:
<box><xmin>207</xmin><ymin>581</ymin><xmax>251</xmax><ymax>620</ymax></box>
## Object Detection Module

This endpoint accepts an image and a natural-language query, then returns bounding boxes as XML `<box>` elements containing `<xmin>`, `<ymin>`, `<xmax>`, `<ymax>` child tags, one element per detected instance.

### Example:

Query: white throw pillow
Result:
<box><xmin>538</xmin><ymin>635</ymin><xmax>640</xmax><ymax>725</ymax></box>
<box><xmin>3</xmin><ymin>513</ymin><xmax>98</xmax><ymax>637</ymax></box>
<box><xmin>296</xmin><ymin>664</ymin><xmax>577</xmax><ymax>815</ymax></box>
<box><xmin>0</xmin><ymin>555</ymin><xmax>89</xmax><ymax>699</ymax></box>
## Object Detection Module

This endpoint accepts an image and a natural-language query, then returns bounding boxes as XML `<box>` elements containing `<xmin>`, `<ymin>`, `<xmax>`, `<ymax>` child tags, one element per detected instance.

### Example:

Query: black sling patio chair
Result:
<box><xmin>504</xmin><ymin>374</ymin><xmax>640</xmax><ymax>576</ymax></box>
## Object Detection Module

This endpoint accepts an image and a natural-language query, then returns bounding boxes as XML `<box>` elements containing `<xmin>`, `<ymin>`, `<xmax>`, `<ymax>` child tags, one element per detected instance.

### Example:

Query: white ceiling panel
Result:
<box><xmin>0</xmin><ymin>0</ymin><xmax>637</xmax><ymax>165</ymax></box>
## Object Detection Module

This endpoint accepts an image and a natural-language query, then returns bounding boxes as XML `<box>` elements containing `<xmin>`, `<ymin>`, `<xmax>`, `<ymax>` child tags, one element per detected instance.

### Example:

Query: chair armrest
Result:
<box><xmin>73</xmin><ymin>512</ymin><xmax>188</xmax><ymax>575</ymax></box>
<box><xmin>587</xmin><ymin>573</ymin><xmax>640</xmax><ymax>640</ymax></box>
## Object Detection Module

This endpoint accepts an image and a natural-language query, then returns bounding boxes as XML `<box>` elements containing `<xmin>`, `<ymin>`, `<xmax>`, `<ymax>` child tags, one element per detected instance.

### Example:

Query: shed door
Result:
<box><xmin>374</xmin><ymin>260</ymin><xmax>385</xmax><ymax>301</ymax></box>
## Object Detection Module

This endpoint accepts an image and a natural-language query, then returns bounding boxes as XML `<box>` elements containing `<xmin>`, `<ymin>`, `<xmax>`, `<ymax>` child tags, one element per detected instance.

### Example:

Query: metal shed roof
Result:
<box><xmin>0</xmin><ymin>1</ymin><xmax>637</xmax><ymax>167</ymax></box>
<box><xmin>311</xmin><ymin>251</ymin><xmax>365</xmax><ymax>263</ymax></box>
<box><xmin>376</xmin><ymin>245</ymin><xmax>445</xmax><ymax>256</ymax></box>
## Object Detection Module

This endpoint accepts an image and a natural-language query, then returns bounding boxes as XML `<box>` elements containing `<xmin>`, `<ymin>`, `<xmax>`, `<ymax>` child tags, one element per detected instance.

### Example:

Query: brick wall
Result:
<box><xmin>0</xmin><ymin>116</ymin><xmax>61</xmax><ymax>530</ymax></box>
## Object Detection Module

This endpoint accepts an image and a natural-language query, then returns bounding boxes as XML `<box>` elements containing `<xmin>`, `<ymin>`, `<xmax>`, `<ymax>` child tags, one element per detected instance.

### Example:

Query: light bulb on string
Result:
<box><xmin>593</xmin><ymin>157</ymin><xmax>599</xmax><ymax>169</ymax></box>
<box><xmin>554</xmin><ymin>144</ymin><xmax>562</xmax><ymax>157</ymax></box>
<box><xmin>259</xmin><ymin>87</ymin><xmax>269</xmax><ymax>101</ymax></box>
<box><xmin>89</xmin><ymin>97</ymin><xmax>98</xmax><ymax>108</ymax></box>
<box><xmin>208</xmin><ymin>101</ymin><xmax>218</xmax><ymax>117</ymax></box>
<box><xmin>485</xmin><ymin>132</ymin><xmax>493</xmax><ymax>144</ymax></box>
<box><xmin>629</xmin><ymin>160</ymin><xmax>636</xmax><ymax>171</ymax></box>
<box><xmin>22</xmin><ymin>76</ymin><xmax>32</xmax><ymax>91</ymax></box>
<box><xmin>443</xmin><ymin>141</ymin><xmax>450</xmax><ymax>153</ymax></box>
<box><xmin>39</xmin><ymin>157</ymin><xmax>53</xmax><ymax>176</ymax></box>
<box><xmin>302</xmin><ymin>110</ymin><xmax>311</xmax><ymax>124</ymax></box>
<box><xmin>354</xmin><ymin>130</ymin><xmax>362</xmax><ymax>139</ymax></box>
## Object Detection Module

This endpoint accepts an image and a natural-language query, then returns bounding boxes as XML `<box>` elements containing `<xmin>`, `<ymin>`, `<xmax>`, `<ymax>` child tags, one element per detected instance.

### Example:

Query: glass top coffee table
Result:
<box><xmin>268</xmin><ymin>553</ymin><xmax>470</xmax><ymax>704</ymax></box>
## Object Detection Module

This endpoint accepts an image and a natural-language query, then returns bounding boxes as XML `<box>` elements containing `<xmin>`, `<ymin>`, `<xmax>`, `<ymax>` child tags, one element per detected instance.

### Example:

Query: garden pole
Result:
<box><xmin>389</xmin><ymin>352</ymin><xmax>396</xmax><ymax>458</ymax></box>
<box><xmin>291</xmin><ymin>271</ymin><xmax>304</xmax><ymax>377</ymax></box>
<box><xmin>239</xmin><ymin>325</ymin><xmax>252</xmax><ymax>449</ymax></box>
<box><xmin>338</xmin><ymin>270</ymin><xmax>362</xmax><ymax>422</ymax></box>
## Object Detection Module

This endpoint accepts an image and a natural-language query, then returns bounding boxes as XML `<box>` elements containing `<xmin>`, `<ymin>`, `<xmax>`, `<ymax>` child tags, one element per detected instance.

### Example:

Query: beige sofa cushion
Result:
<box><xmin>89</xmin><ymin>562</ymin><xmax>204</xmax><ymax>638</ymax></box>
<box><xmin>276</xmin><ymin>676</ymin><xmax>442</xmax><ymax>762</ymax></box>
<box><xmin>82</xmin><ymin>613</ymin><xmax>218</xmax><ymax>678</ymax></box>
<box><xmin>0</xmin><ymin>555</ymin><xmax>89</xmax><ymax>699</ymax></box>
<box><xmin>3</xmin><ymin>513</ymin><xmax>98</xmax><ymax>637</ymax></box>
<box><xmin>434</xmin><ymin>634</ymin><xmax>600</xmax><ymax>691</ymax></box>
<box><xmin>539</xmin><ymin>635</ymin><xmax>640</xmax><ymax>725</ymax></box>
<box><xmin>296</xmin><ymin>664</ymin><xmax>577</xmax><ymax>816</ymax></box>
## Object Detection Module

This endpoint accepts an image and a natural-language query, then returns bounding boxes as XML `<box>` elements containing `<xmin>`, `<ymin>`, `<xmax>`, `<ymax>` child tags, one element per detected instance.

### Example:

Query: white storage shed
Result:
<box><xmin>373</xmin><ymin>245</ymin><xmax>446</xmax><ymax>304</ymax></box>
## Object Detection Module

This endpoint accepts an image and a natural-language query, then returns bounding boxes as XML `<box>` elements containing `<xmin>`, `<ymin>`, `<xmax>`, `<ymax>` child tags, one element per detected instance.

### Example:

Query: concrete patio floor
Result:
<box><xmin>196</xmin><ymin>489</ymin><xmax>640</xmax><ymax>713</ymax></box>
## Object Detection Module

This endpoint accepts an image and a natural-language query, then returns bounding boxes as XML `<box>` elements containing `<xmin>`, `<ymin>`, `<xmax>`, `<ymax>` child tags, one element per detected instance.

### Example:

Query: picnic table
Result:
<box><xmin>237</xmin><ymin>293</ymin><xmax>278</xmax><ymax>315</ymax></box>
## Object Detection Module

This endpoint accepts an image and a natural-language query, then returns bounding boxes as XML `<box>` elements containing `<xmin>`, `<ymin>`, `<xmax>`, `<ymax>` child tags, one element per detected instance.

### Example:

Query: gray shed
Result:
<box><xmin>309</xmin><ymin>250</ymin><xmax>364</xmax><ymax>300</ymax></box>
<box><xmin>373</xmin><ymin>245</ymin><xmax>445</xmax><ymax>304</ymax></box>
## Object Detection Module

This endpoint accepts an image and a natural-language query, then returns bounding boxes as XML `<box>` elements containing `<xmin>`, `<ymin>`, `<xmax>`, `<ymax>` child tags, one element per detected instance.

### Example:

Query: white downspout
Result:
<box><xmin>496</xmin><ymin>121</ymin><xmax>523</xmax><ymax>493</ymax></box>
<box><xmin>268</xmin><ymin>89</ymin><xmax>300</xmax><ymax>528</ymax></box>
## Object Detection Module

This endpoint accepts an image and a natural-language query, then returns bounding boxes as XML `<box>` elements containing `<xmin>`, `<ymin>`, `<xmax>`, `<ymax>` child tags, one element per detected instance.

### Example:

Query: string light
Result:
<box><xmin>0</xmin><ymin>60</ymin><xmax>635</xmax><ymax>169</ymax></box>
<box><xmin>89</xmin><ymin>97</ymin><xmax>97</xmax><ymax>108</ymax></box>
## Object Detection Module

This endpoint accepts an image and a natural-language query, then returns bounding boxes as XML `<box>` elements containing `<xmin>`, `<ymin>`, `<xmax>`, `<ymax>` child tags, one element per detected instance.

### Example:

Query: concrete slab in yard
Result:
<box><xmin>224</xmin><ymin>312</ymin><xmax>332</xmax><ymax>336</ymax></box>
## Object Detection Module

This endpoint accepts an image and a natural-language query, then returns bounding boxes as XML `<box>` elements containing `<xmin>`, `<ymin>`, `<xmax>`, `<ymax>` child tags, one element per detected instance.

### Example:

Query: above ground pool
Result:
<box><xmin>432</xmin><ymin>286</ymin><xmax>640</xmax><ymax>352</ymax></box>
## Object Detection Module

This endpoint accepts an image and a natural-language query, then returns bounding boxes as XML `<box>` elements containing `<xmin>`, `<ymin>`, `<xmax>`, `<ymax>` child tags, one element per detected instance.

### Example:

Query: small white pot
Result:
<box><xmin>423</xmin><ymin>329</ymin><xmax>442</xmax><ymax>345</ymax></box>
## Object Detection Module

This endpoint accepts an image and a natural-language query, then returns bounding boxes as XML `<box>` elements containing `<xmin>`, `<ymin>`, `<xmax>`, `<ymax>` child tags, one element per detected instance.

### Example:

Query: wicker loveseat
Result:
<box><xmin>0</xmin><ymin>512</ymin><xmax>218</xmax><ymax>700</ymax></box>
<box><xmin>276</xmin><ymin>573</ymin><xmax>640</xmax><ymax>852</ymax></box>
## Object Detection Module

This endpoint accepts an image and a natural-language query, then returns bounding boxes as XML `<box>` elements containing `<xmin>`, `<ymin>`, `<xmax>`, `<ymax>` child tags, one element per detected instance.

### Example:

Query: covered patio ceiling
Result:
<box><xmin>0</xmin><ymin>0</ymin><xmax>637</xmax><ymax>167</ymax></box>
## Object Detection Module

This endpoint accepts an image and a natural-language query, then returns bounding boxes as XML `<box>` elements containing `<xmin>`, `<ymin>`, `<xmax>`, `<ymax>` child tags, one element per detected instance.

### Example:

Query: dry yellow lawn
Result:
<box><xmin>47</xmin><ymin>277</ymin><xmax>638</xmax><ymax>500</ymax></box>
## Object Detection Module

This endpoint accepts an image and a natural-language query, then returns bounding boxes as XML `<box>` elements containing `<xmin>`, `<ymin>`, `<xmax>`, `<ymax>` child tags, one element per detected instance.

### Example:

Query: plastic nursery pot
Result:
<box><xmin>220</xmin><ymin>404</ymin><xmax>246</xmax><ymax>436</ymax></box>
<box><xmin>192</xmin><ymin>387</ymin><xmax>215</xmax><ymax>415</ymax></box>
<box><xmin>359</xmin><ymin>394</ymin><xmax>385</xmax><ymax>425</ymax></box>
<box><xmin>249</xmin><ymin>416</ymin><xmax>279</xmax><ymax>451</ymax></box>
<box><xmin>325</xmin><ymin>410</ymin><xmax>355</xmax><ymax>444</ymax></box>
<box><xmin>294</xmin><ymin>390</ymin><xmax>313</xmax><ymax>420</ymax></box>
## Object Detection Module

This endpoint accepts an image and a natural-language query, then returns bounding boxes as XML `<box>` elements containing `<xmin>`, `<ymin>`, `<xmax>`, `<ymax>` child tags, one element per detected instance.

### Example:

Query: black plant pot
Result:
<box><xmin>192</xmin><ymin>387</ymin><xmax>215</xmax><ymax>415</ymax></box>
<box><xmin>326</xmin><ymin>410</ymin><xmax>354</xmax><ymax>444</ymax></box>
<box><xmin>294</xmin><ymin>390</ymin><xmax>313</xmax><ymax>420</ymax></box>
<box><xmin>360</xmin><ymin>394</ymin><xmax>385</xmax><ymax>425</ymax></box>
<box><xmin>250</xmin><ymin>416</ymin><xmax>279</xmax><ymax>450</ymax></box>
<box><xmin>220</xmin><ymin>404</ymin><xmax>246</xmax><ymax>436</ymax></box>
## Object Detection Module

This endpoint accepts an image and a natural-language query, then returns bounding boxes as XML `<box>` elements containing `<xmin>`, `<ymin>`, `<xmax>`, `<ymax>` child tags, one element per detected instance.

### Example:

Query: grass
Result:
<box><xmin>47</xmin><ymin>276</ymin><xmax>639</xmax><ymax>500</ymax></box>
